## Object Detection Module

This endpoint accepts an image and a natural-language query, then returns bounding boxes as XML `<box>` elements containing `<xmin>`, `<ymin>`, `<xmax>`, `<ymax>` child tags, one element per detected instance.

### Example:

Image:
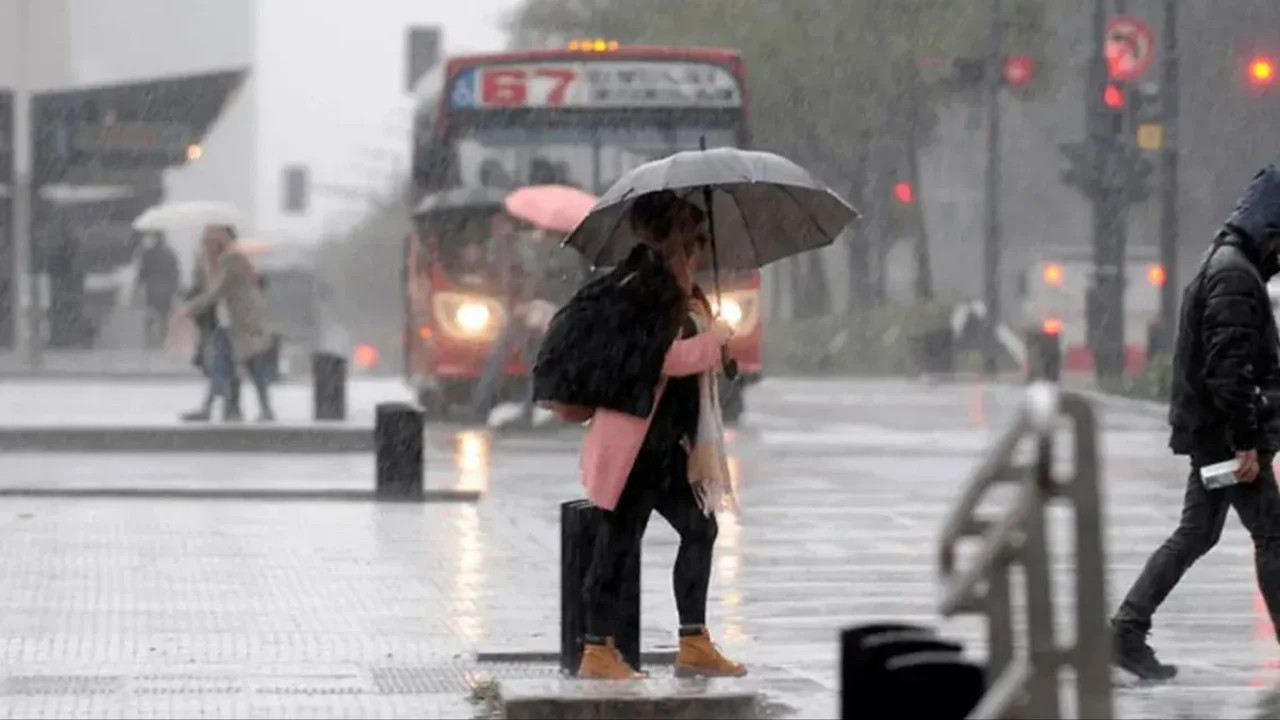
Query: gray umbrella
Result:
<box><xmin>564</xmin><ymin>146</ymin><xmax>859</xmax><ymax>270</ymax></box>
<box><xmin>412</xmin><ymin>186</ymin><xmax>508</xmax><ymax>218</ymax></box>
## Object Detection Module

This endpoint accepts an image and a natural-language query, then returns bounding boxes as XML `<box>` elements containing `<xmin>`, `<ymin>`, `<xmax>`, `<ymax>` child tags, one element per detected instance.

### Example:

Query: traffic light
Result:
<box><xmin>1103</xmin><ymin>83</ymin><xmax>1125</xmax><ymax>110</ymax></box>
<box><xmin>1003</xmin><ymin>55</ymin><xmax>1034</xmax><ymax>88</ymax></box>
<box><xmin>893</xmin><ymin>181</ymin><xmax>914</xmax><ymax>205</ymax></box>
<box><xmin>1146</xmin><ymin>264</ymin><xmax>1167</xmax><ymax>287</ymax></box>
<box><xmin>945</xmin><ymin>55</ymin><xmax>1038</xmax><ymax>89</ymax></box>
<box><xmin>1248</xmin><ymin>54</ymin><xmax>1276</xmax><ymax>88</ymax></box>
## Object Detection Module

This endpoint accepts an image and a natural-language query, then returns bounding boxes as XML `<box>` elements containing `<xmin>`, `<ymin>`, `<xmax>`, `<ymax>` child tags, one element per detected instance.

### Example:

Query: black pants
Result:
<box><xmin>1115</xmin><ymin>454</ymin><xmax>1280</xmax><ymax>636</ymax></box>
<box><xmin>583</xmin><ymin>448</ymin><xmax>718</xmax><ymax>638</ymax></box>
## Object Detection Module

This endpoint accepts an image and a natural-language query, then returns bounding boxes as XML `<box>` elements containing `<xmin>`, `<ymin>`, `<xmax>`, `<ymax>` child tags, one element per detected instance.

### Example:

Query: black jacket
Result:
<box><xmin>1169</xmin><ymin>165</ymin><xmax>1280</xmax><ymax>456</ymax></box>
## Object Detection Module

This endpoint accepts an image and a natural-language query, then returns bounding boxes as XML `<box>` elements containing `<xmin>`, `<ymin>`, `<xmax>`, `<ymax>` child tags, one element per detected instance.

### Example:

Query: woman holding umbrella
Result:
<box><xmin>537</xmin><ymin>145</ymin><xmax>858</xmax><ymax>681</ymax></box>
<box><xmin>534</xmin><ymin>190</ymin><xmax>744</xmax><ymax>680</ymax></box>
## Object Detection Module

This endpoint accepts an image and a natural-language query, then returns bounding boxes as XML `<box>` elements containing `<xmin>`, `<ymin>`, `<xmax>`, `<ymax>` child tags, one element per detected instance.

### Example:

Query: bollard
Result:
<box><xmin>375</xmin><ymin>402</ymin><xmax>424</xmax><ymax>499</ymax></box>
<box><xmin>844</xmin><ymin>634</ymin><xmax>964</xmax><ymax>717</ymax></box>
<box><xmin>881</xmin><ymin>652</ymin><xmax>986</xmax><ymax>716</ymax></box>
<box><xmin>560</xmin><ymin>499</ymin><xmax>641</xmax><ymax>675</ymax></box>
<box><xmin>841</xmin><ymin>623</ymin><xmax>944</xmax><ymax>719</ymax></box>
<box><xmin>312</xmin><ymin>352</ymin><xmax>347</xmax><ymax>421</ymax></box>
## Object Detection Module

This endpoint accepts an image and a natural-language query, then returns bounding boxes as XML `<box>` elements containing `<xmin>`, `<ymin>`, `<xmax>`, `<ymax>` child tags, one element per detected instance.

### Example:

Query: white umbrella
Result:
<box><xmin>132</xmin><ymin>201</ymin><xmax>243</xmax><ymax>232</ymax></box>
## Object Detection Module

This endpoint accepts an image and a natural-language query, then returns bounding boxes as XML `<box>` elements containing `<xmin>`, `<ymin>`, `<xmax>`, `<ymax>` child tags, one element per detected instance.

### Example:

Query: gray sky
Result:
<box><xmin>251</xmin><ymin>0</ymin><xmax>520</xmax><ymax>241</ymax></box>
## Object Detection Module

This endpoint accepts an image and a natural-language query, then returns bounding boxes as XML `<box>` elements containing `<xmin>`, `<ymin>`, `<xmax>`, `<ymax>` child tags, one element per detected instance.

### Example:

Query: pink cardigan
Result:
<box><xmin>579</xmin><ymin>331</ymin><xmax>723</xmax><ymax>511</ymax></box>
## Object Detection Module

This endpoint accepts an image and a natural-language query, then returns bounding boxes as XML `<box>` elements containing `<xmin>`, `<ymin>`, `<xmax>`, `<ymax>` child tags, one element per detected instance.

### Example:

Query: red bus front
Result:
<box><xmin>406</xmin><ymin>43</ymin><xmax>761</xmax><ymax>415</ymax></box>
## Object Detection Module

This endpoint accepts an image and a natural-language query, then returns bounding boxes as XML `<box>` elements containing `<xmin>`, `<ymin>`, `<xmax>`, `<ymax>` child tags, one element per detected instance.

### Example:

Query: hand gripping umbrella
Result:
<box><xmin>564</xmin><ymin>141</ymin><xmax>860</xmax><ymax>377</ymax></box>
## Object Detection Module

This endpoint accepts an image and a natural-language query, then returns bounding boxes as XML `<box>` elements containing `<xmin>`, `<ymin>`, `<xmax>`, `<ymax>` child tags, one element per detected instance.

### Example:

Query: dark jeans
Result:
<box><xmin>583</xmin><ymin>448</ymin><xmax>718</xmax><ymax>638</ymax></box>
<box><xmin>145</xmin><ymin>300</ymin><xmax>171</xmax><ymax>348</ymax></box>
<box><xmin>1114</xmin><ymin>453</ymin><xmax>1280</xmax><ymax>636</ymax></box>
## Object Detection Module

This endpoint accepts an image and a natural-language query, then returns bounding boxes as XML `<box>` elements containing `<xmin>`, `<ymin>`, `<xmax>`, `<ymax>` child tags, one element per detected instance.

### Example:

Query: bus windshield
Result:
<box><xmin>453</xmin><ymin>123</ymin><xmax>738</xmax><ymax>195</ymax></box>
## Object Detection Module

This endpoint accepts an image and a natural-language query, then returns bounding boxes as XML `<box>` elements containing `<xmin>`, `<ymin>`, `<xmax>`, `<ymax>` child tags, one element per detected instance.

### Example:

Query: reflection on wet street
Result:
<box><xmin>453</xmin><ymin>430</ymin><xmax>490</xmax><ymax>493</ymax></box>
<box><xmin>0</xmin><ymin>378</ymin><xmax>1275</xmax><ymax>717</ymax></box>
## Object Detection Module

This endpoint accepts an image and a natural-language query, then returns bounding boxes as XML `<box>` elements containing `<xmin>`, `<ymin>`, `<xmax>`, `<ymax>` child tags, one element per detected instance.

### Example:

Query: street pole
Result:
<box><xmin>1088</xmin><ymin>0</ymin><xmax>1126</xmax><ymax>384</ymax></box>
<box><xmin>11</xmin><ymin>0</ymin><xmax>39</xmax><ymax>368</ymax></box>
<box><xmin>1157</xmin><ymin>0</ymin><xmax>1179</xmax><ymax>353</ymax></box>
<box><xmin>982</xmin><ymin>0</ymin><xmax>1003</xmax><ymax>375</ymax></box>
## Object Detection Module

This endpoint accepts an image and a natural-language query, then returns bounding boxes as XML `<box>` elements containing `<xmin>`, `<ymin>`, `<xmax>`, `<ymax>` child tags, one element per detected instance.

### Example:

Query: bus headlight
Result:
<box><xmin>717</xmin><ymin>298</ymin><xmax>744</xmax><ymax>327</ymax></box>
<box><xmin>455</xmin><ymin>302</ymin><xmax>491</xmax><ymax>333</ymax></box>
<box><xmin>710</xmin><ymin>290</ymin><xmax>759</xmax><ymax>333</ymax></box>
<box><xmin>432</xmin><ymin>292</ymin><xmax>503</xmax><ymax>340</ymax></box>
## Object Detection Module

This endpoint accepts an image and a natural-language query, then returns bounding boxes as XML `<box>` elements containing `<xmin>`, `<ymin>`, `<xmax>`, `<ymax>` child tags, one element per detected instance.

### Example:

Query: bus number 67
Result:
<box><xmin>481</xmin><ymin>67</ymin><xmax>577</xmax><ymax>107</ymax></box>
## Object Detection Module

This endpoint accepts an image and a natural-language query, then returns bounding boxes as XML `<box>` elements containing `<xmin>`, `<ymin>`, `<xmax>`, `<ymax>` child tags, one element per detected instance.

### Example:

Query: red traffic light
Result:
<box><xmin>893</xmin><ymin>181</ymin><xmax>914</xmax><ymax>205</ymax></box>
<box><xmin>1249</xmin><ymin>55</ymin><xmax>1276</xmax><ymax>86</ymax></box>
<box><xmin>1003</xmin><ymin>55</ymin><xmax>1034</xmax><ymax>86</ymax></box>
<box><xmin>1103</xmin><ymin>83</ymin><xmax>1125</xmax><ymax>109</ymax></box>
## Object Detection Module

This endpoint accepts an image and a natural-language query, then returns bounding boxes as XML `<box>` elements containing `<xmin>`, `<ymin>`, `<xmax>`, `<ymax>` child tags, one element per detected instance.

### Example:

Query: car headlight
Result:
<box><xmin>710</xmin><ymin>291</ymin><xmax>759</xmax><ymax>333</ymax></box>
<box><xmin>455</xmin><ymin>302</ymin><xmax>491</xmax><ymax>333</ymax></box>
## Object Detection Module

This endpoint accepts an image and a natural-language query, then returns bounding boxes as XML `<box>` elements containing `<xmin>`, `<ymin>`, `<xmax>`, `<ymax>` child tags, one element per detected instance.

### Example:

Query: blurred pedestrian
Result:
<box><xmin>135</xmin><ymin>232</ymin><xmax>180</xmax><ymax>348</ymax></box>
<box><xmin>476</xmin><ymin>229</ymin><xmax>588</xmax><ymax>428</ymax></box>
<box><xmin>1111</xmin><ymin>165</ymin><xmax>1280</xmax><ymax>680</ymax></box>
<box><xmin>183</xmin><ymin>225</ymin><xmax>276</xmax><ymax>422</ymax></box>
<box><xmin>532</xmin><ymin>191</ymin><xmax>744</xmax><ymax>680</ymax></box>
<box><xmin>180</xmin><ymin>246</ymin><xmax>236</xmax><ymax>422</ymax></box>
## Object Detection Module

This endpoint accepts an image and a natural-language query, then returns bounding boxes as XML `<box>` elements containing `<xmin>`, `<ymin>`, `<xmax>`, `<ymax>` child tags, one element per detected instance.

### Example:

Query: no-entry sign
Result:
<box><xmin>1106</xmin><ymin>16</ymin><xmax>1156</xmax><ymax>81</ymax></box>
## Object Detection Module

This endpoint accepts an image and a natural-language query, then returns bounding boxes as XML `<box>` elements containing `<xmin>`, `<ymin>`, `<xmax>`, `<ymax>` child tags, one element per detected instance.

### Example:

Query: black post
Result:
<box><xmin>374</xmin><ymin>402</ymin><xmax>423</xmax><ymax>499</ymax></box>
<box><xmin>1157</xmin><ymin>0</ymin><xmax>1180</xmax><ymax>353</ymax></box>
<box><xmin>982</xmin><ymin>0</ymin><xmax>1003</xmax><ymax>375</ymax></box>
<box><xmin>312</xmin><ymin>351</ymin><xmax>347</xmax><ymax>421</ymax></box>
<box><xmin>1088</xmin><ymin>0</ymin><xmax>1127</xmax><ymax>384</ymax></box>
<box><xmin>560</xmin><ymin>499</ymin><xmax>640</xmax><ymax>675</ymax></box>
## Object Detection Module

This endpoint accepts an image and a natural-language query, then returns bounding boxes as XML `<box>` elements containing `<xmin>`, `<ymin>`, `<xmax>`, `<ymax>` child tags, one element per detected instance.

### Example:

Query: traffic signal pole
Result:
<box><xmin>1089</xmin><ymin>0</ymin><xmax>1128</xmax><ymax>384</ymax></box>
<box><xmin>982</xmin><ymin>0</ymin><xmax>1003</xmax><ymax>376</ymax></box>
<box><xmin>1157</xmin><ymin>0</ymin><xmax>1180</xmax><ymax>352</ymax></box>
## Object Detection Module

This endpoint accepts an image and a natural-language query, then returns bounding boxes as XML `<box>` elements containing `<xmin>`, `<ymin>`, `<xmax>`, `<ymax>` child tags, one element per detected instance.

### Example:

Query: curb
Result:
<box><xmin>476</xmin><ymin>649</ymin><xmax>679</xmax><ymax>666</ymax></box>
<box><xmin>0</xmin><ymin>425</ymin><xmax>374</xmax><ymax>453</ymax></box>
<box><xmin>0</xmin><ymin>487</ymin><xmax>483</xmax><ymax>502</ymax></box>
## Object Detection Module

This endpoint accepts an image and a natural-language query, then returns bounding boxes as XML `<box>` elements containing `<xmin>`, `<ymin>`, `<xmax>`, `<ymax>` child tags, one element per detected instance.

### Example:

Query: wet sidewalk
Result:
<box><xmin>0</xmin><ymin>378</ymin><xmax>1275</xmax><ymax>717</ymax></box>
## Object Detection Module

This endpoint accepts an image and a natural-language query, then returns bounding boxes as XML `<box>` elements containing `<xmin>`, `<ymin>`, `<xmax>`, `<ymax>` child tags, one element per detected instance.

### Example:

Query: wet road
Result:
<box><xmin>0</xmin><ymin>378</ymin><xmax>1273</xmax><ymax>718</ymax></box>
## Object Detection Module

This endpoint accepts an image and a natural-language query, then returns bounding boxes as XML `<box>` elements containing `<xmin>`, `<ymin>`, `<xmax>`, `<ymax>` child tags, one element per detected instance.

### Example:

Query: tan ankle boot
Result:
<box><xmin>675</xmin><ymin>628</ymin><xmax>747</xmax><ymax>678</ymax></box>
<box><xmin>578</xmin><ymin>638</ymin><xmax>649</xmax><ymax>680</ymax></box>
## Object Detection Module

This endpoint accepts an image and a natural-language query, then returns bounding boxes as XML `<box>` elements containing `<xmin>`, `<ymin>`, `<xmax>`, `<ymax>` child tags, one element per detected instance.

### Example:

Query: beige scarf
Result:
<box><xmin>686</xmin><ymin>302</ymin><xmax>738</xmax><ymax>517</ymax></box>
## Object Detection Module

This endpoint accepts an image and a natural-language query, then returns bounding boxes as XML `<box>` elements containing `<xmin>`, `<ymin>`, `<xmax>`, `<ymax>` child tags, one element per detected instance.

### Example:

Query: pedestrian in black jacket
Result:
<box><xmin>1112</xmin><ymin>165</ymin><xmax>1280</xmax><ymax>680</ymax></box>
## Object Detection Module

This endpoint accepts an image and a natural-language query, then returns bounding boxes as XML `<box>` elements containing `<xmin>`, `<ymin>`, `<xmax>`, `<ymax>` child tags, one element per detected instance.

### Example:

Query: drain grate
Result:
<box><xmin>1</xmin><ymin>675</ymin><xmax>125</xmax><ymax>696</ymax></box>
<box><xmin>257</xmin><ymin>686</ymin><xmax>367</xmax><ymax>696</ymax></box>
<box><xmin>372</xmin><ymin>666</ymin><xmax>474</xmax><ymax>695</ymax></box>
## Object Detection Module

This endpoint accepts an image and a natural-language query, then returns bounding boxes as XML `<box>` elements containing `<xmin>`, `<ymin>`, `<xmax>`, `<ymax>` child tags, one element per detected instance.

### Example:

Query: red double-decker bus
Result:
<box><xmin>406</xmin><ymin>40</ymin><xmax>761</xmax><ymax>419</ymax></box>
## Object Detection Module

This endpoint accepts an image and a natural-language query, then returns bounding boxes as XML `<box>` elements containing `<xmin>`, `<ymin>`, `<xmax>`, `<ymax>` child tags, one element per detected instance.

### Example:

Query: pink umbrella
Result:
<box><xmin>504</xmin><ymin>185</ymin><xmax>597</xmax><ymax>234</ymax></box>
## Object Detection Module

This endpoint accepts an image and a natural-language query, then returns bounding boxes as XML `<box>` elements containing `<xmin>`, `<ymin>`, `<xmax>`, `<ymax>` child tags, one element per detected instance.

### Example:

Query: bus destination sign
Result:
<box><xmin>450</xmin><ymin>60</ymin><xmax>742</xmax><ymax>110</ymax></box>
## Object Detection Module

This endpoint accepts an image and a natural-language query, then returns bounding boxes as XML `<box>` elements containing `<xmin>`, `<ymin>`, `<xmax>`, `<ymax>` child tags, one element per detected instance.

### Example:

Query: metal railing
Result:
<box><xmin>937</xmin><ymin>383</ymin><xmax>1112</xmax><ymax>719</ymax></box>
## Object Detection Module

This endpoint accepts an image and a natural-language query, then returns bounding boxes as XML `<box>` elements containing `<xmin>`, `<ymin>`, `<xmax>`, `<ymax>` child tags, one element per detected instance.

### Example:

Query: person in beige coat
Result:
<box><xmin>184</xmin><ymin>225</ymin><xmax>276</xmax><ymax>421</ymax></box>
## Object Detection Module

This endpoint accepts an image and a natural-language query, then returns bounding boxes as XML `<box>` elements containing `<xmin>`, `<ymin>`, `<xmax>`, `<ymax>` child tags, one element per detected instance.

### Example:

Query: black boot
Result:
<box><xmin>1112</xmin><ymin>620</ymin><xmax>1177</xmax><ymax>680</ymax></box>
<box><xmin>223</xmin><ymin>378</ymin><xmax>244</xmax><ymax>422</ymax></box>
<box><xmin>182</xmin><ymin>388</ymin><xmax>215</xmax><ymax>422</ymax></box>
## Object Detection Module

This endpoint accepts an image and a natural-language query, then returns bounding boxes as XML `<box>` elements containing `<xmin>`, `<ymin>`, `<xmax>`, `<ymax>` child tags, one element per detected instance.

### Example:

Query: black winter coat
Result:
<box><xmin>1169</xmin><ymin>165</ymin><xmax>1280</xmax><ymax>457</ymax></box>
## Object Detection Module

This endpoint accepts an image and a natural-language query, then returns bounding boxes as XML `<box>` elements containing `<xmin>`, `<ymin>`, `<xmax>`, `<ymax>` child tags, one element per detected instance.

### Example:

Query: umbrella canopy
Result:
<box><xmin>412</xmin><ymin>186</ymin><xmax>508</xmax><ymax>218</ymax></box>
<box><xmin>505</xmin><ymin>184</ymin><xmax>597</xmax><ymax>234</ymax></box>
<box><xmin>565</xmin><ymin>147</ymin><xmax>858</xmax><ymax>269</ymax></box>
<box><xmin>132</xmin><ymin>201</ymin><xmax>243</xmax><ymax>232</ymax></box>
